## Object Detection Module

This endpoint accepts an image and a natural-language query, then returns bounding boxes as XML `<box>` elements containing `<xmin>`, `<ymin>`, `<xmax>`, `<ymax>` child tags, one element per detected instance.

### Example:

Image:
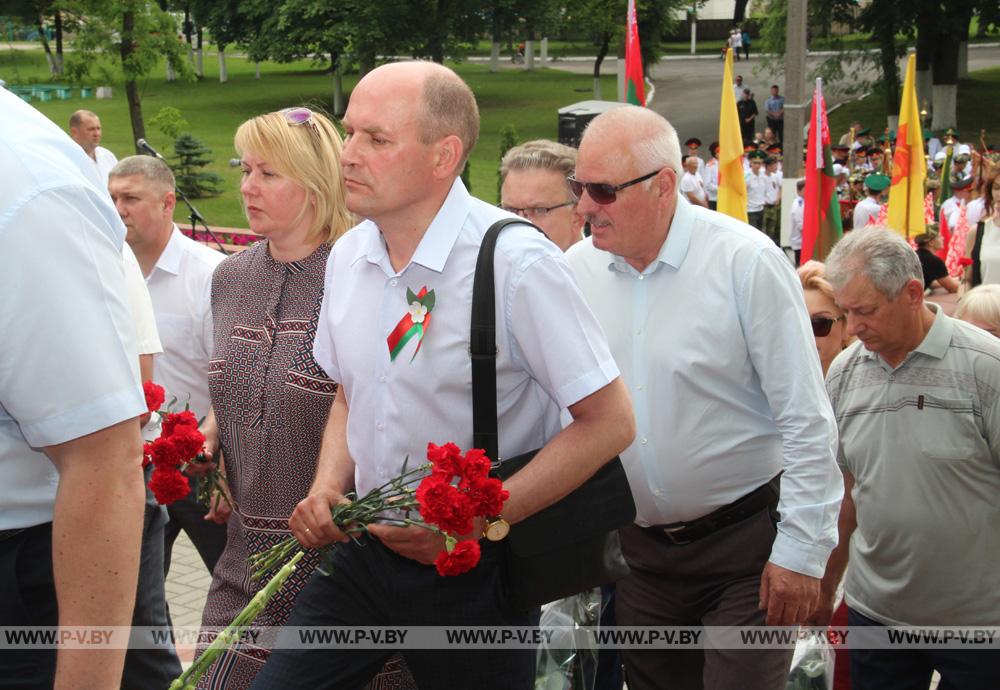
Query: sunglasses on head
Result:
<box><xmin>566</xmin><ymin>169</ymin><xmax>662</xmax><ymax>205</ymax></box>
<box><xmin>281</xmin><ymin>107</ymin><xmax>317</xmax><ymax>130</ymax></box>
<box><xmin>811</xmin><ymin>315</ymin><xmax>843</xmax><ymax>338</ymax></box>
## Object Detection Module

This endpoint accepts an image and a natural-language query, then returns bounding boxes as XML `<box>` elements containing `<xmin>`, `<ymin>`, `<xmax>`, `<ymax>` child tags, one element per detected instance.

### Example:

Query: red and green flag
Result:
<box><xmin>625</xmin><ymin>0</ymin><xmax>645</xmax><ymax>106</ymax></box>
<box><xmin>800</xmin><ymin>78</ymin><xmax>843</xmax><ymax>264</ymax></box>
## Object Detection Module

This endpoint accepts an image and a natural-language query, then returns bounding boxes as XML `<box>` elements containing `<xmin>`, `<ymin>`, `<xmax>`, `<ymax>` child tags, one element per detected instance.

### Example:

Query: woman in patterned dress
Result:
<box><xmin>194</xmin><ymin>108</ymin><xmax>415</xmax><ymax>690</ymax></box>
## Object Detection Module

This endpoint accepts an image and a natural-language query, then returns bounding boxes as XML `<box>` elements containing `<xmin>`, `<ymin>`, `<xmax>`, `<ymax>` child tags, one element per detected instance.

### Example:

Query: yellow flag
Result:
<box><xmin>886</xmin><ymin>53</ymin><xmax>926</xmax><ymax>238</ymax></box>
<box><xmin>717</xmin><ymin>48</ymin><xmax>748</xmax><ymax>223</ymax></box>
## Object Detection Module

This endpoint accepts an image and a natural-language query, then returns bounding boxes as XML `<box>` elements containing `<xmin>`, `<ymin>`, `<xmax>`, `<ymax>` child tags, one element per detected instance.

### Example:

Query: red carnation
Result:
<box><xmin>416</xmin><ymin>474</ymin><xmax>475</xmax><ymax>535</ymax></box>
<box><xmin>427</xmin><ymin>442</ymin><xmax>465</xmax><ymax>480</ymax></box>
<box><xmin>170</xmin><ymin>427</ymin><xmax>206</xmax><ymax>461</ymax></box>
<box><xmin>144</xmin><ymin>381</ymin><xmax>165</xmax><ymax>413</ymax></box>
<box><xmin>461</xmin><ymin>448</ymin><xmax>491</xmax><ymax>481</ymax></box>
<box><xmin>148</xmin><ymin>437</ymin><xmax>182</xmax><ymax>470</ymax></box>
<box><xmin>148</xmin><ymin>468</ymin><xmax>191</xmax><ymax>504</ymax></box>
<box><xmin>162</xmin><ymin>410</ymin><xmax>199</xmax><ymax>437</ymax></box>
<box><xmin>434</xmin><ymin>540</ymin><xmax>481</xmax><ymax>576</ymax></box>
<box><xmin>462</xmin><ymin>476</ymin><xmax>509</xmax><ymax>517</ymax></box>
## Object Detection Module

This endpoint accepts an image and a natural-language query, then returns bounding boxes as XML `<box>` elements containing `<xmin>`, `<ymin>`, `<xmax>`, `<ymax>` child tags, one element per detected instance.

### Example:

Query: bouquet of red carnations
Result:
<box><xmin>142</xmin><ymin>381</ymin><xmax>230</xmax><ymax>509</ymax></box>
<box><xmin>250</xmin><ymin>441</ymin><xmax>509</xmax><ymax>578</ymax></box>
<box><xmin>169</xmin><ymin>442</ymin><xmax>508</xmax><ymax>690</ymax></box>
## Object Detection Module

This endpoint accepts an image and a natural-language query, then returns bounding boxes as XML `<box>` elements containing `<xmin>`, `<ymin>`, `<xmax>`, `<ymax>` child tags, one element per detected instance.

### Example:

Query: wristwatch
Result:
<box><xmin>482</xmin><ymin>516</ymin><xmax>510</xmax><ymax>542</ymax></box>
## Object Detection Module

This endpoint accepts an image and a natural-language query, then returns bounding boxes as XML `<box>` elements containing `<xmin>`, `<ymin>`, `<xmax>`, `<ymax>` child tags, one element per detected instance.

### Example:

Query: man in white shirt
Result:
<box><xmin>940</xmin><ymin>175</ymin><xmax>974</xmax><ymax>228</ymax></box>
<box><xmin>852</xmin><ymin>174</ymin><xmax>888</xmax><ymax>230</ymax></box>
<box><xmin>680</xmin><ymin>155</ymin><xmax>709</xmax><ymax>208</ymax></box>
<box><xmin>110</xmin><ymin>155</ymin><xmax>228</xmax><ymax>687</ymax></box>
<box><xmin>702</xmin><ymin>141</ymin><xmax>720</xmax><ymax>210</ymax></box>
<box><xmin>745</xmin><ymin>152</ymin><xmax>767</xmax><ymax>230</ymax></box>
<box><xmin>790</xmin><ymin>179</ymin><xmax>806</xmax><ymax>265</ymax></box>
<box><xmin>0</xmin><ymin>87</ymin><xmax>146</xmax><ymax>690</ymax></box>
<box><xmin>252</xmin><ymin>61</ymin><xmax>635</xmax><ymax>690</ymax></box>
<box><xmin>762</xmin><ymin>156</ymin><xmax>783</xmax><ymax>246</ymax></box>
<box><xmin>565</xmin><ymin>105</ymin><xmax>841</xmax><ymax>690</ymax></box>
<box><xmin>69</xmin><ymin>109</ymin><xmax>119</xmax><ymax>184</ymax></box>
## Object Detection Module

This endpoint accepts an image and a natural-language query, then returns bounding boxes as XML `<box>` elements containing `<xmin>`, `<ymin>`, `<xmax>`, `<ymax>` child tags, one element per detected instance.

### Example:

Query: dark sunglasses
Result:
<box><xmin>566</xmin><ymin>169</ymin><xmax>662</xmax><ymax>205</ymax></box>
<box><xmin>811</xmin><ymin>316</ymin><xmax>844</xmax><ymax>338</ymax></box>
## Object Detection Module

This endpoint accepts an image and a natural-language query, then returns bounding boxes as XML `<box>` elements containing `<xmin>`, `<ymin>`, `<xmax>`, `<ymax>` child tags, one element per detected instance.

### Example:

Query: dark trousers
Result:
<box><xmin>0</xmin><ymin>524</ymin><xmax>57</xmax><ymax>690</ymax></box>
<box><xmin>163</xmin><ymin>483</ymin><xmax>227</xmax><ymax>577</ymax></box>
<box><xmin>250</xmin><ymin>536</ymin><xmax>536</xmax><ymax>690</ymax></box>
<box><xmin>596</xmin><ymin>584</ymin><xmax>624</xmax><ymax>690</ymax></box>
<box><xmin>747</xmin><ymin>210</ymin><xmax>764</xmax><ymax>231</ymax></box>
<box><xmin>848</xmin><ymin>609</ymin><xmax>1000</xmax><ymax>690</ymax></box>
<box><xmin>740</xmin><ymin>122</ymin><xmax>755</xmax><ymax>145</ymax></box>
<box><xmin>766</xmin><ymin>117</ymin><xmax>784</xmax><ymax>143</ymax></box>
<box><xmin>122</xmin><ymin>500</ymin><xmax>182</xmax><ymax>689</ymax></box>
<box><xmin>616</xmin><ymin>509</ymin><xmax>792</xmax><ymax>690</ymax></box>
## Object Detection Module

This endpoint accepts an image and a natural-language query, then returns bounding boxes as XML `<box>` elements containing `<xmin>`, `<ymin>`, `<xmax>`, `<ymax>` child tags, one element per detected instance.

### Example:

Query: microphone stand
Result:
<box><xmin>173</xmin><ymin>185</ymin><xmax>231</xmax><ymax>256</ymax></box>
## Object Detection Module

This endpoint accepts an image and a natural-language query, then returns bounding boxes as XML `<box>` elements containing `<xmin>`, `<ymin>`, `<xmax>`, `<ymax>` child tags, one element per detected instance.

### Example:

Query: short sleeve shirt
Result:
<box><xmin>0</xmin><ymin>89</ymin><xmax>145</xmax><ymax>529</ymax></box>
<box><xmin>916</xmin><ymin>247</ymin><xmax>949</xmax><ymax>289</ymax></box>
<box><xmin>314</xmin><ymin>179</ymin><xmax>619</xmax><ymax>498</ymax></box>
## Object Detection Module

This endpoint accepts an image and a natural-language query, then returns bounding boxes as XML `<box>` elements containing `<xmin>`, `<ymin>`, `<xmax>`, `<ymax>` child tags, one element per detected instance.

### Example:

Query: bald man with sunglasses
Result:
<box><xmin>565</xmin><ymin>106</ymin><xmax>842</xmax><ymax>690</ymax></box>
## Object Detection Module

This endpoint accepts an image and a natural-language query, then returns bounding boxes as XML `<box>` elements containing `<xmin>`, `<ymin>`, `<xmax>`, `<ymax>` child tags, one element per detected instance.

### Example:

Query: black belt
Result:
<box><xmin>645</xmin><ymin>475</ymin><xmax>780</xmax><ymax>545</ymax></box>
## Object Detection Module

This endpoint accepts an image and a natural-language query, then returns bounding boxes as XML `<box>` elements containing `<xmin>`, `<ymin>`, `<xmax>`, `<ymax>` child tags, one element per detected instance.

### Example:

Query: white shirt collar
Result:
<box><xmin>151</xmin><ymin>225</ymin><xmax>185</xmax><ymax>277</ymax></box>
<box><xmin>351</xmin><ymin>178</ymin><xmax>469</xmax><ymax>275</ymax></box>
<box><xmin>609</xmin><ymin>194</ymin><xmax>694</xmax><ymax>275</ymax></box>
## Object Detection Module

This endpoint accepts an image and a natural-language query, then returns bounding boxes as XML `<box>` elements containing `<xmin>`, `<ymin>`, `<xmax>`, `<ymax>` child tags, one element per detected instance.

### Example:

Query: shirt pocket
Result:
<box><xmin>907</xmin><ymin>393</ymin><xmax>980</xmax><ymax>461</ymax></box>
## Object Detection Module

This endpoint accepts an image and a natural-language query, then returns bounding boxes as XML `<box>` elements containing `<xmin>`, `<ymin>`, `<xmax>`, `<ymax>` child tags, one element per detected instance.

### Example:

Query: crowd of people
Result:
<box><xmin>2</xmin><ymin>59</ymin><xmax>998</xmax><ymax>690</ymax></box>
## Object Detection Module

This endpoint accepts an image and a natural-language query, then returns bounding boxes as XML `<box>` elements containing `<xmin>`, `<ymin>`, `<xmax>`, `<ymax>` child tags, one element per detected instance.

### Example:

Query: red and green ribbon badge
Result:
<box><xmin>387</xmin><ymin>286</ymin><xmax>436</xmax><ymax>362</ymax></box>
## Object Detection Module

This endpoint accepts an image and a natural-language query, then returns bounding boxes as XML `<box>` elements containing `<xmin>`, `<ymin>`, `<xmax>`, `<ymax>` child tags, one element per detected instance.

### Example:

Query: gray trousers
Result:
<box><xmin>616</xmin><ymin>508</ymin><xmax>792</xmax><ymax>690</ymax></box>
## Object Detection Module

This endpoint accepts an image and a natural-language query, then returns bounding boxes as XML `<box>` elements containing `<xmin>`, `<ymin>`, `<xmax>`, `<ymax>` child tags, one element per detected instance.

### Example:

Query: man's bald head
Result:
<box><xmin>69</xmin><ymin>110</ymin><xmax>102</xmax><ymax>155</ymax></box>
<box><xmin>359</xmin><ymin>62</ymin><xmax>479</xmax><ymax>166</ymax></box>
<box><xmin>581</xmin><ymin>106</ymin><xmax>681</xmax><ymax>176</ymax></box>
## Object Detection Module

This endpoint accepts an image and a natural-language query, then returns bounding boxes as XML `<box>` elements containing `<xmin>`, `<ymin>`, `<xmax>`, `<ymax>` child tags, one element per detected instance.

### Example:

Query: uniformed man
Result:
<box><xmin>852</xmin><ymin>174</ymin><xmax>889</xmax><ymax>230</ymax></box>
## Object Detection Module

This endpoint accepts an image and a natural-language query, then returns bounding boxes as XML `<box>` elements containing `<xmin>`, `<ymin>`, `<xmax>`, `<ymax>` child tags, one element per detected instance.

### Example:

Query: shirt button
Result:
<box><xmin>638</xmin><ymin>275</ymin><xmax>644</xmax><ymax>281</ymax></box>
<box><xmin>390</xmin><ymin>278</ymin><xmax>398</xmax><ymax>287</ymax></box>
<box><xmin>653</xmin><ymin>489</ymin><xmax>662</xmax><ymax>497</ymax></box>
<box><xmin>635</xmin><ymin>329</ymin><xmax>641</xmax><ymax>335</ymax></box>
<box><xmin>379</xmin><ymin>375</ymin><xmax>386</xmax><ymax>383</ymax></box>
<box><xmin>376</xmin><ymin>423</ymin><xmax>384</xmax><ymax>431</ymax></box>
<box><xmin>640</xmin><ymin>437</ymin><xmax>648</xmax><ymax>445</ymax></box>
<box><xmin>636</xmin><ymin>384</ymin><xmax>644</xmax><ymax>391</ymax></box>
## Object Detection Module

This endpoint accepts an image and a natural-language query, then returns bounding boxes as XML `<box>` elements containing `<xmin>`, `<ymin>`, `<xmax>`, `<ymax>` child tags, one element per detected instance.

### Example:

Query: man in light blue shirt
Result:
<box><xmin>566</xmin><ymin>105</ymin><xmax>842</xmax><ymax>690</ymax></box>
<box><xmin>0</xmin><ymin>89</ymin><xmax>147</xmax><ymax>689</ymax></box>
<box><xmin>764</xmin><ymin>85</ymin><xmax>785</xmax><ymax>143</ymax></box>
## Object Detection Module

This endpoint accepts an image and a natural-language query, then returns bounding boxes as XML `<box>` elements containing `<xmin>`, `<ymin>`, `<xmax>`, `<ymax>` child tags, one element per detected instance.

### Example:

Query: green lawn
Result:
<box><xmin>5</xmin><ymin>49</ymin><xmax>615</xmax><ymax>226</ymax></box>
<box><xmin>828</xmin><ymin>67</ymin><xmax>1000</xmax><ymax>146</ymax></box>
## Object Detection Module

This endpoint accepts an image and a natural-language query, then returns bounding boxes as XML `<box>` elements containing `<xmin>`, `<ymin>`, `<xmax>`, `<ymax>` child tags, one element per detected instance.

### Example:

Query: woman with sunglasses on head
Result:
<box><xmin>194</xmin><ymin>108</ymin><xmax>414</xmax><ymax>689</ymax></box>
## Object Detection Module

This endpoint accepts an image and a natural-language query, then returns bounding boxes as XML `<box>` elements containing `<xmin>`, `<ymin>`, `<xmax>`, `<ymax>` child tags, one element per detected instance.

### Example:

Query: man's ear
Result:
<box><xmin>432</xmin><ymin>134</ymin><xmax>465</xmax><ymax>180</ymax></box>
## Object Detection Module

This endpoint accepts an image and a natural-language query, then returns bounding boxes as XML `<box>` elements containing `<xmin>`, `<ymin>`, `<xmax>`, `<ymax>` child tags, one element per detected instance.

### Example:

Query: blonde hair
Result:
<box><xmin>234</xmin><ymin>108</ymin><xmax>351</xmax><ymax>245</ymax></box>
<box><xmin>797</xmin><ymin>260</ymin><xmax>838</xmax><ymax>304</ymax></box>
<box><xmin>956</xmin><ymin>284</ymin><xmax>1000</xmax><ymax>332</ymax></box>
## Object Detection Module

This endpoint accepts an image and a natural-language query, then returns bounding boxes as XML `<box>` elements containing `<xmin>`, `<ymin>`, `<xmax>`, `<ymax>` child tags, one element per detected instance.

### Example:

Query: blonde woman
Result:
<box><xmin>196</xmin><ymin>108</ymin><xmax>414</xmax><ymax>689</ymax></box>
<box><xmin>797</xmin><ymin>261</ymin><xmax>851</xmax><ymax>375</ymax></box>
<box><xmin>956</xmin><ymin>284</ymin><xmax>1000</xmax><ymax>338</ymax></box>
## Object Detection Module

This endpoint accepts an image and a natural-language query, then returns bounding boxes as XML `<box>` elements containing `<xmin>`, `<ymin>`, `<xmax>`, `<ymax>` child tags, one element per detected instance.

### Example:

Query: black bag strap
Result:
<box><xmin>471</xmin><ymin>218</ymin><xmax>543</xmax><ymax>463</ymax></box>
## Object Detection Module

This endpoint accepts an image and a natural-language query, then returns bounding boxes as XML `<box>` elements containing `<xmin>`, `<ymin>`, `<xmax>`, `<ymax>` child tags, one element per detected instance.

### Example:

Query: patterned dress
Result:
<box><xmin>197</xmin><ymin>241</ymin><xmax>414</xmax><ymax>690</ymax></box>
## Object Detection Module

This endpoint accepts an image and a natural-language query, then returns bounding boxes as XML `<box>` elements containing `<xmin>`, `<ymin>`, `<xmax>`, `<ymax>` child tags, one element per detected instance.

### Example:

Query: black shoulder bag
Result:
<box><xmin>471</xmin><ymin>218</ymin><xmax>636</xmax><ymax>611</ymax></box>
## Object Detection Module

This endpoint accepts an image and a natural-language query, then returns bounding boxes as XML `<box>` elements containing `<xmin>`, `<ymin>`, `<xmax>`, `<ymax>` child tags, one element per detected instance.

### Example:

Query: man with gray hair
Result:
<box><xmin>500</xmin><ymin>139</ymin><xmax>583</xmax><ymax>251</ymax></box>
<box><xmin>815</xmin><ymin>227</ymin><xmax>1000</xmax><ymax>690</ymax></box>
<box><xmin>565</xmin><ymin>105</ymin><xmax>841</xmax><ymax>690</ymax></box>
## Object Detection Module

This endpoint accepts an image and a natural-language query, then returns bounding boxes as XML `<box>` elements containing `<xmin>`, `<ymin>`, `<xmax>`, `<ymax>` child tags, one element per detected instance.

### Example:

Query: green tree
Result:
<box><xmin>497</xmin><ymin>124</ymin><xmax>519</xmax><ymax>200</ymax></box>
<box><xmin>172</xmin><ymin>133</ymin><xmax>223</xmax><ymax>198</ymax></box>
<box><xmin>63</xmin><ymin>0</ymin><xmax>192</xmax><ymax>148</ymax></box>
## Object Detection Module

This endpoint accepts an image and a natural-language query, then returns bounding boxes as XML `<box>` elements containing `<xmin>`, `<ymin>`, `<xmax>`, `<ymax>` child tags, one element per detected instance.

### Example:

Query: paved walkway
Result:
<box><xmin>166</xmin><ymin>531</ymin><xmax>212</xmax><ymax>664</ymax></box>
